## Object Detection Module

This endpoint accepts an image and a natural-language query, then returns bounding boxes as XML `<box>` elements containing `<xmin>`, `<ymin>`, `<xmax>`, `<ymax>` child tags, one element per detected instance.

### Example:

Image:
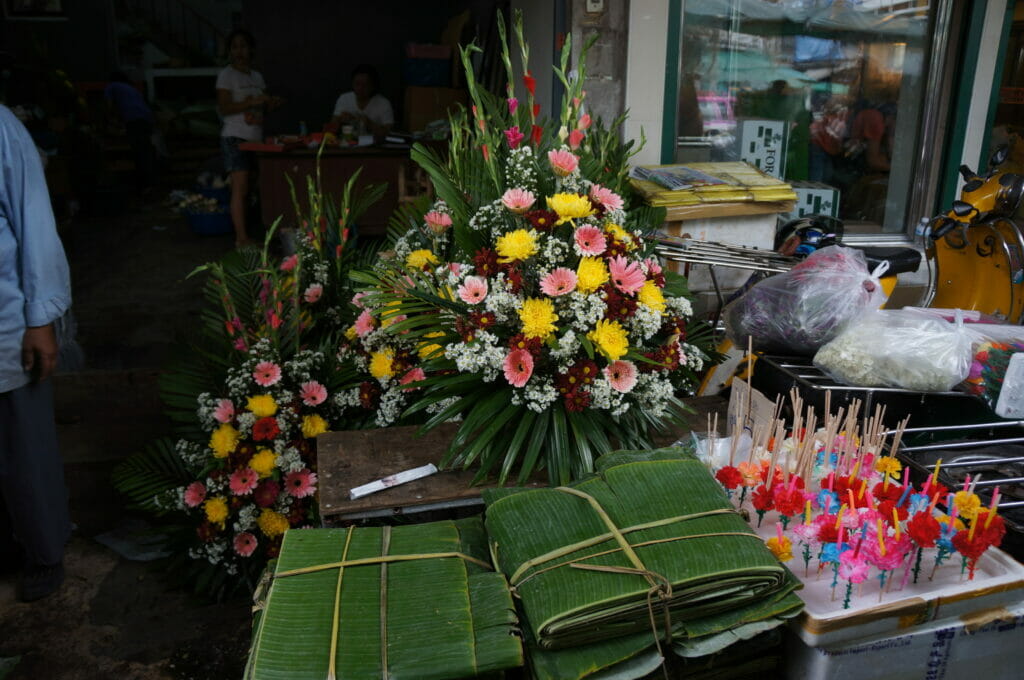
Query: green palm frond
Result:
<box><xmin>111</xmin><ymin>437</ymin><xmax>191</xmax><ymax>513</ymax></box>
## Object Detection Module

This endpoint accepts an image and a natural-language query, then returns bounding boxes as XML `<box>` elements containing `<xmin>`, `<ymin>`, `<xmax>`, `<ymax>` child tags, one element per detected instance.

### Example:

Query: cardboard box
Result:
<box><xmin>738</xmin><ymin>118</ymin><xmax>788</xmax><ymax>178</ymax></box>
<box><xmin>403</xmin><ymin>86</ymin><xmax>467</xmax><ymax>132</ymax></box>
<box><xmin>783</xmin><ymin>180</ymin><xmax>840</xmax><ymax>220</ymax></box>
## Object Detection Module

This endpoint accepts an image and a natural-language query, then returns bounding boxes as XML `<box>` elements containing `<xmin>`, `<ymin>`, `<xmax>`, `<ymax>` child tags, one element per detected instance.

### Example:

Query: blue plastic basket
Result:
<box><xmin>196</xmin><ymin>186</ymin><xmax>231</xmax><ymax>206</ymax></box>
<box><xmin>187</xmin><ymin>209</ymin><xmax>233</xmax><ymax>236</ymax></box>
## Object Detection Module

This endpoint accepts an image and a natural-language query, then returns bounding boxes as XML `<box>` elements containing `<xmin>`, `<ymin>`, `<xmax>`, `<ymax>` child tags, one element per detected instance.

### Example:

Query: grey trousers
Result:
<box><xmin>0</xmin><ymin>380</ymin><xmax>71</xmax><ymax>566</ymax></box>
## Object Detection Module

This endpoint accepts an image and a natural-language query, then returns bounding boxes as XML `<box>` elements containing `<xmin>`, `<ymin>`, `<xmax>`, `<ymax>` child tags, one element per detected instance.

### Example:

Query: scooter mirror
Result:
<box><xmin>991</xmin><ymin>144</ymin><xmax>1009</xmax><ymax>169</ymax></box>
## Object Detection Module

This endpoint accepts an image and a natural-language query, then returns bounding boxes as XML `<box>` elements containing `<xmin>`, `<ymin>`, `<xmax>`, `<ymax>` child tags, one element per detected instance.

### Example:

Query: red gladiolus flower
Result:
<box><xmin>532</xmin><ymin>104</ymin><xmax>540</xmax><ymax>118</ymax></box>
<box><xmin>568</xmin><ymin>129</ymin><xmax>585</xmax><ymax>149</ymax></box>
<box><xmin>523</xmin><ymin>72</ymin><xmax>536</xmax><ymax>95</ymax></box>
<box><xmin>252</xmin><ymin>416</ymin><xmax>281</xmax><ymax>441</ymax></box>
<box><xmin>715</xmin><ymin>465</ymin><xmax>742</xmax><ymax>490</ymax></box>
<box><xmin>531</xmin><ymin>124</ymin><xmax>543</xmax><ymax>146</ymax></box>
<box><xmin>481</xmin><ymin>144</ymin><xmax>490</xmax><ymax>161</ymax></box>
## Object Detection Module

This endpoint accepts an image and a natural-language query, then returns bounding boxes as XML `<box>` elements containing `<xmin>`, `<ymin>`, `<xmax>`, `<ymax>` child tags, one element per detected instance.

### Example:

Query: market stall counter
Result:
<box><xmin>242</xmin><ymin>142</ymin><xmax>415</xmax><ymax>237</ymax></box>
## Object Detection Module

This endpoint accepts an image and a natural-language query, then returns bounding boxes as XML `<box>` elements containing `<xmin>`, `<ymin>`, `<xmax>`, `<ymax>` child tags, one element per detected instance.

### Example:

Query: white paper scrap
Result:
<box><xmin>349</xmin><ymin>463</ymin><xmax>439</xmax><ymax>500</ymax></box>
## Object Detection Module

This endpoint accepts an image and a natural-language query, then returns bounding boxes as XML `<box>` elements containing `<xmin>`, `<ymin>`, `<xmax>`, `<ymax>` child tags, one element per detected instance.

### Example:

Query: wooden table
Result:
<box><xmin>252</xmin><ymin>145</ymin><xmax>412</xmax><ymax>237</ymax></box>
<box><xmin>315</xmin><ymin>396</ymin><xmax>729</xmax><ymax>523</ymax></box>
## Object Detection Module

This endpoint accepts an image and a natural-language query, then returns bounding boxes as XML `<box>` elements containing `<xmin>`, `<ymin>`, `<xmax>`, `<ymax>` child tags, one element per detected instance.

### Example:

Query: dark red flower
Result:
<box><xmin>523</xmin><ymin>72</ymin><xmax>536</xmax><ymax>95</ymax></box>
<box><xmin>504</xmin><ymin>265</ymin><xmax>524</xmax><ymax>294</ymax></box>
<box><xmin>564</xmin><ymin>389</ymin><xmax>591</xmax><ymax>412</ymax></box>
<box><xmin>508</xmin><ymin>333</ymin><xmax>543</xmax><ymax>357</ymax></box>
<box><xmin>569</xmin><ymin>359</ymin><xmax>600</xmax><ymax>387</ymax></box>
<box><xmin>229</xmin><ymin>442</ymin><xmax>256</xmax><ymax>469</ymax></box>
<box><xmin>196</xmin><ymin>521</ymin><xmax>218</xmax><ymax>543</ymax></box>
<box><xmin>603</xmin><ymin>287</ymin><xmax>637</xmax><ymax>322</ymax></box>
<box><xmin>265</xmin><ymin>539</ymin><xmax>282</xmax><ymax>559</ymax></box>
<box><xmin>252</xmin><ymin>417</ymin><xmax>281</xmax><ymax>441</ymax></box>
<box><xmin>661</xmin><ymin>316</ymin><xmax>687</xmax><ymax>337</ymax></box>
<box><xmin>253</xmin><ymin>479</ymin><xmax>281</xmax><ymax>508</ymax></box>
<box><xmin>359</xmin><ymin>381</ymin><xmax>380</xmax><ymax>410</ymax></box>
<box><xmin>531</xmin><ymin>124</ymin><xmax>543</xmax><ymax>146</ymax></box>
<box><xmin>472</xmin><ymin>248</ymin><xmax>500</xmax><ymax>278</ymax></box>
<box><xmin>604</xmin><ymin>239</ymin><xmax>630</xmax><ymax>258</ymax></box>
<box><xmin>455</xmin><ymin>316</ymin><xmax>476</xmax><ymax>343</ymax></box>
<box><xmin>715</xmin><ymin>465</ymin><xmax>742</xmax><ymax>490</ymax></box>
<box><xmin>287</xmin><ymin>501</ymin><xmax>308</xmax><ymax>526</ymax></box>
<box><xmin>525</xmin><ymin>209</ymin><xmax>559</xmax><ymax>232</ymax></box>
<box><xmin>469</xmin><ymin>311</ymin><xmax>496</xmax><ymax>330</ymax></box>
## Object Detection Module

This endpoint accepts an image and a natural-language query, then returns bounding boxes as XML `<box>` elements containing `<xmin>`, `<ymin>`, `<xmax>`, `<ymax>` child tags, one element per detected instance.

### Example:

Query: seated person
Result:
<box><xmin>330</xmin><ymin>64</ymin><xmax>394</xmax><ymax>140</ymax></box>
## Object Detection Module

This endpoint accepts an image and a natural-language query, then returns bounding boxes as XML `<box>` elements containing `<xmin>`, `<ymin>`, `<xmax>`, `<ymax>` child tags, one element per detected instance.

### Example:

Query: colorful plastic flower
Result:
<box><xmin>766</xmin><ymin>535</ymin><xmax>793</xmax><ymax>562</ymax></box>
<box><xmin>458</xmin><ymin>276</ymin><xmax>489</xmax><ymax>304</ymax></box>
<box><xmin>604</xmin><ymin>360</ymin><xmax>637</xmax><ymax>392</ymax></box>
<box><xmin>246</xmin><ymin>394</ymin><xmax>278</xmax><ymax>418</ymax></box>
<box><xmin>212</xmin><ymin>398</ymin><xmax>234</xmax><ymax>424</ymax></box>
<box><xmin>573</xmin><ymin>224</ymin><xmax>607</xmax><ymax>256</ymax></box>
<box><xmin>953</xmin><ymin>490</ymin><xmax>982</xmax><ymax>521</ymax></box>
<box><xmin>495</xmin><ymin>228</ymin><xmax>538</xmax><ymax>263</ymax></box>
<box><xmin>503</xmin><ymin>348</ymin><xmax>535</xmax><ymax>387</ymax></box>
<box><xmin>576</xmin><ymin>257</ymin><xmax>609</xmax><ymax>293</ymax></box>
<box><xmin>257</xmin><ymin>508</ymin><xmax>289</xmax><ymax>538</ymax></box>
<box><xmin>301</xmin><ymin>414</ymin><xmax>329</xmax><ymax>439</ymax></box>
<box><xmin>252</xmin><ymin>361</ymin><xmax>282</xmax><ymax>387</ymax></box>
<box><xmin>547</xmin><ymin>193</ymin><xmax>593</xmax><ymax>224</ymax></box>
<box><xmin>284</xmin><ymin>469</ymin><xmax>318</xmax><ymax>499</ymax></box>
<box><xmin>233</xmin><ymin>532</ymin><xmax>258</xmax><ymax>557</ymax></box>
<box><xmin>209</xmin><ymin>423</ymin><xmax>240</xmax><ymax>458</ymax></box>
<box><xmin>424</xmin><ymin>211</ymin><xmax>452</xmax><ymax>234</ymax></box>
<box><xmin>539</xmin><ymin>268</ymin><xmax>578</xmax><ymax>297</ymax></box>
<box><xmin>587</xmin><ymin>319</ymin><xmax>629</xmax><ymax>361</ymax></box>
<box><xmin>518</xmin><ymin>298</ymin><xmax>559</xmax><ymax>339</ymax></box>
<box><xmin>229</xmin><ymin>468</ymin><xmax>259</xmax><ymax>496</ymax></box>
<box><xmin>547</xmin><ymin>149</ymin><xmax>579</xmax><ymax>176</ymax></box>
<box><xmin>183</xmin><ymin>481</ymin><xmax>206</xmax><ymax>508</ymax></box>
<box><xmin>299</xmin><ymin>380</ymin><xmax>328</xmax><ymax>406</ymax></box>
<box><xmin>406</xmin><ymin>249</ymin><xmax>439</xmax><ymax>270</ymax></box>
<box><xmin>608</xmin><ymin>255</ymin><xmax>646</xmax><ymax>295</ymax></box>
<box><xmin>838</xmin><ymin>550</ymin><xmax>869</xmax><ymax>583</ymax></box>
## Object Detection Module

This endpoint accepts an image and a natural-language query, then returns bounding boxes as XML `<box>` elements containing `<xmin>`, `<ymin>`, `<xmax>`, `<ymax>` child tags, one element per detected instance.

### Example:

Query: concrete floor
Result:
<box><xmin>0</xmin><ymin>195</ymin><xmax>252</xmax><ymax>679</ymax></box>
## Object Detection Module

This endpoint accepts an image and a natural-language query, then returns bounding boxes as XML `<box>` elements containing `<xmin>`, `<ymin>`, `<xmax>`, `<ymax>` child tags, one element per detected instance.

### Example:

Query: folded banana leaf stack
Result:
<box><xmin>483</xmin><ymin>449</ymin><xmax>803</xmax><ymax>655</ymax></box>
<box><xmin>244</xmin><ymin>518</ymin><xmax>523</xmax><ymax>680</ymax></box>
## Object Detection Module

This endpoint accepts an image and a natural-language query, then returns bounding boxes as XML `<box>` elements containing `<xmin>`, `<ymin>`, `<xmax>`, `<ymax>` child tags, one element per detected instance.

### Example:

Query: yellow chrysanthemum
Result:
<box><xmin>301</xmin><ymin>413</ymin><xmax>329</xmax><ymax>439</ymax></box>
<box><xmin>204</xmin><ymin>497</ymin><xmax>228</xmax><ymax>526</ymax></box>
<box><xmin>208</xmin><ymin>423</ymin><xmax>240</xmax><ymax>458</ymax></box>
<box><xmin>246</xmin><ymin>394</ymin><xmax>278</xmax><ymax>418</ymax></box>
<box><xmin>605</xmin><ymin>222</ymin><xmax>636</xmax><ymax>250</ymax></box>
<box><xmin>637</xmin><ymin>280</ymin><xmax>666</xmax><ymax>314</ymax></box>
<box><xmin>369</xmin><ymin>349</ymin><xmax>396</xmax><ymax>379</ymax></box>
<box><xmin>874</xmin><ymin>456</ymin><xmax>902</xmax><ymax>476</ymax></box>
<box><xmin>547</xmin><ymin>193</ymin><xmax>594</xmax><ymax>224</ymax></box>
<box><xmin>588</xmin><ymin>319</ymin><xmax>630</xmax><ymax>360</ymax></box>
<box><xmin>344</xmin><ymin>325</ymin><xmax>358</xmax><ymax>340</ymax></box>
<box><xmin>418</xmin><ymin>331</ymin><xmax>446</xmax><ymax>360</ymax></box>
<box><xmin>518</xmin><ymin>298</ymin><xmax>559</xmax><ymax>339</ymax></box>
<box><xmin>953</xmin><ymin>491</ymin><xmax>982</xmax><ymax>521</ymax></box>
<box><xmin>257</xmin><ymin>508</ymin><xmax>290</xmax><ymax>538</ymax></box>
<box><xmin>576</xmin><ymin>257</ymin><xmax>609</xmax><ymax>293</ymax></box>
<box><xmin>250</xmin><ymin>448</ymin><xmax>278</xmax><ymax>478</ymax></box>
<box><xmin>406</xmin><ymin>249</ymin><xmax>438</xmax><ymax>270</ymax></box>
<box><xmin>495</xmin><ymin>229</ymin><xmax>538</xmax><ymax>263</ymax></box>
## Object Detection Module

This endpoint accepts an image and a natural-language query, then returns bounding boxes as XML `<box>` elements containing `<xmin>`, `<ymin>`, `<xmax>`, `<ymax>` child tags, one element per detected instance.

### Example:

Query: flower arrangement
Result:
<box><xmin>338</xmin><ymin>12</ymin><xmax>714</xmax><ymax>484</ymax></box>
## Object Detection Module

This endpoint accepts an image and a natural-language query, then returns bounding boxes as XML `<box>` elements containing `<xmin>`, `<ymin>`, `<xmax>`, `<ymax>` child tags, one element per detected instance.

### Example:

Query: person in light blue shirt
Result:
<box><xmin>0</xmin><ymin>103</ymin><xmax>73</xmax><ymax>602</ymax></box>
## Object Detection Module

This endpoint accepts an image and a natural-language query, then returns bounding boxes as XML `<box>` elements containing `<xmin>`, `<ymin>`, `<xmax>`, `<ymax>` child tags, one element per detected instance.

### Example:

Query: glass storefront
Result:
<box><xmin>675</xmin><ymin>0</ymin><xmax>942</xmax><ymax>234</ymax></box>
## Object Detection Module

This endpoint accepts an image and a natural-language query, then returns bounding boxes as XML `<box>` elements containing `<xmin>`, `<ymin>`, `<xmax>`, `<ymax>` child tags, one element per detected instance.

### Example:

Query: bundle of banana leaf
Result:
<box><xmin>244</xmin><ymin>518</ymin><xmax>523</xmax><ymax>680</ymax></box>
<box><xmin>483</xmin><ymin>449</ymin><xmax>803</xmax><ymax>656</ymax></box>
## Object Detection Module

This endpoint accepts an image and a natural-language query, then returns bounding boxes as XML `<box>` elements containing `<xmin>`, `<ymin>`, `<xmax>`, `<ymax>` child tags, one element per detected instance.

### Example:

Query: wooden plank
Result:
<box><xmin>317</xmin><ymin>396</ymin><xmax>730</xmax><ymax>521</ymax></box>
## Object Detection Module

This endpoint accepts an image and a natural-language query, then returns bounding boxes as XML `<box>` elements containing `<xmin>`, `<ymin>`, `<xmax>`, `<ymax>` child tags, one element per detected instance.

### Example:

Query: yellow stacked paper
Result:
<box><xmin>630</xmin><ymin>162</ymin><xmax>797</xmax><ymax>208</ymax></box>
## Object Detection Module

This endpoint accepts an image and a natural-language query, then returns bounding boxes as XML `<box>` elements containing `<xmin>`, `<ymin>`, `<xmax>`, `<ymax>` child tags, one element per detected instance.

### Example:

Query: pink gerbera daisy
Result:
<box><xmin>299</xmin><ymin>380</ymin><xmax>328</xmax><ymax>406</ymax></box>
<box><xmin>589</xmin><ymin>184</ymin><xmax>625</xmax><ymax>212</ymax></box>
<box><xmin>399</xmin><ymin>367</ymin><xmax>426</xmax><ymax>392</ymax></box>
<box><xmin>355</xmin><ymin>309</ymin><xmax>376</xmax><ymax>337</ymax></box>
<box><xmin>604</xmin><ymin>360</ymin><xmax>638</xmax><ymax>393</ymax></box>
<box><xmin>212</xmin><ymin>398</ymin><xmax>235</xmax><ymax>424</ymax></box>
<box><xmin>252</xmin><ymin>361</ymin><xmax>282</xmax><ymax>387</ymax></box>
<box><xmin>279</xmin><ymin>254</ymin><xmax>298</xmax><ymax>272</ymax></box>
<box><xmin>424</xmin><ymin>211</ymin><xmax>452</xmax><ymax>234</ymax></box>
<box><xmin>548</xmin><ymin>149</ymin><xmax>579</xmax><ymax>177</ymax></box>
<box><xmin>501</xmin><ymin>188</ymin><xmax>536</xmax><ymax>214</ymax></box>
<box><xmin>574</xmin><ymin>225</ymin><xmax>607</xmax><ymax>256</ymax></box>
<box><xmin>503</xmin><ymin>348</ymin><xmax>534</xmax><ymax>387</ymax></box>
<box><xmin>229</xmin><ymin>468</ymin><xmax>259</xmax><ymax>495</ymax></box>
<box><xmin>284</xmin><ymin>469</ymin><xmax>318</xmax><ymax>498</ymax></box>
<box><xmin>351</xmin><ymin>291</ymin><xmax>368</xmax><ymax>308</ymax></box>
<box><xmin>457</xmin><ymin>276</ymin><xmax>489</xmax><ymax>304</ymax></box>
<box><xmin>303</xmin><ymin>283</ymin><xmax>323</xmax><ymax>303</ymax></box>
<box><xmin>645</xmin><ymin>258</ymin><xmax>663</xmax><ymax>277</ymax></box>
<box><xmin>233</xmin><ymin>532</ymin><xmax>258</xmax><ymax>557</ymax></box>
<box><xmin>184</xmin><ymin>481</ymin><xmax>206</xmax><ymax>508</ymax></box>
<box><xmin>539</xmin><ymin>268</ymin><xmax>578</xmax><ymax>296</ymax></box>
<box><xmin>608</xmin><ymin>255</ymin><xmax>646</xmax><ymax>295</ymax></box>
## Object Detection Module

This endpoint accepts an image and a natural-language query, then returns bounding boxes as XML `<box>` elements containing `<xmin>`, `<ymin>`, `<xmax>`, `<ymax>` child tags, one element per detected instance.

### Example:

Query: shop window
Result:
<box><xmin>676</xmin><ymin>0</ymin><xmax>938</xmax><ymax>234</ymax></box>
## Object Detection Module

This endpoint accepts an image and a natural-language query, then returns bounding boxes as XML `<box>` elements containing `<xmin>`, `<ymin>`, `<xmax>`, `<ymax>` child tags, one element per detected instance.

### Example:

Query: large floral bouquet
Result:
<box><xmin>338</xmin><ymin>13</ymin><xmax>714</xmax><ymax>485</ymax></box>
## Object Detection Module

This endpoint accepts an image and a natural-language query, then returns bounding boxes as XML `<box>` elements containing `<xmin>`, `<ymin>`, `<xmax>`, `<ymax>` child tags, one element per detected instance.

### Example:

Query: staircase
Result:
<box><xmin>116</xmin><ymin>0</ymin><xmax>229</xmax><ymax>67</ymax></box>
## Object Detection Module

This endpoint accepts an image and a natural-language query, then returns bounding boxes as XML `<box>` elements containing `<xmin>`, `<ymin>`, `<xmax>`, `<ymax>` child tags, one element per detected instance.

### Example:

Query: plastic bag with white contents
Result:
<box><xmin>813</xmin><ymin>309</ymin><xmax>982</xmax><ymax>392</ymax></box>
<box><xmin>724</xmin><ymin>245</ymin><xmax>888</xmax><ymax>355</ymax></box>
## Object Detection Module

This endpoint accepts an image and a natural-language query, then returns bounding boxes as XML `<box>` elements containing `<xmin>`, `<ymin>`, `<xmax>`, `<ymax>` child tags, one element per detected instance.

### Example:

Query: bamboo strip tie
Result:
<box><xmin>327</xmin><ymin>527</ymin><xmax>355</xmax><ymax>680</ymax></box>
<box><xmin>380</xmin><ymin>526</ymin><xmax>391</xmax><ymax>680</ymax></box>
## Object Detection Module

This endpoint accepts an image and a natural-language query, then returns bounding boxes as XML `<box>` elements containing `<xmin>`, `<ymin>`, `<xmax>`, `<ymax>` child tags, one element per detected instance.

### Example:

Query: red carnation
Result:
<box><xmin>252</xmin><ymin>416</ymin><xmax>281</xmax><ymax>441</ymax></box>
<box><xmin>715</xmin><ymin>465</ymin><xmax>742</xmax><ymax>490</ymax></box>
<box><xmin>906</xmin><ymin>512</ymin><xmax>941</xmax><ymax>548</ymax></box>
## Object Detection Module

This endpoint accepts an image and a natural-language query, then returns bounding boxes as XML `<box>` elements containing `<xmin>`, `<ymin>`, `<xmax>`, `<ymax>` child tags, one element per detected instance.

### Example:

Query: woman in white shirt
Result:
<box><xmin>330</xmin><ymin>64</ymin><xmax>394</xmax><ymax>141</ymax></box>
<box><xmin>216</xmin><ymin>29</ymin><xmax>281</xmax><ymax>247</ymax></box>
